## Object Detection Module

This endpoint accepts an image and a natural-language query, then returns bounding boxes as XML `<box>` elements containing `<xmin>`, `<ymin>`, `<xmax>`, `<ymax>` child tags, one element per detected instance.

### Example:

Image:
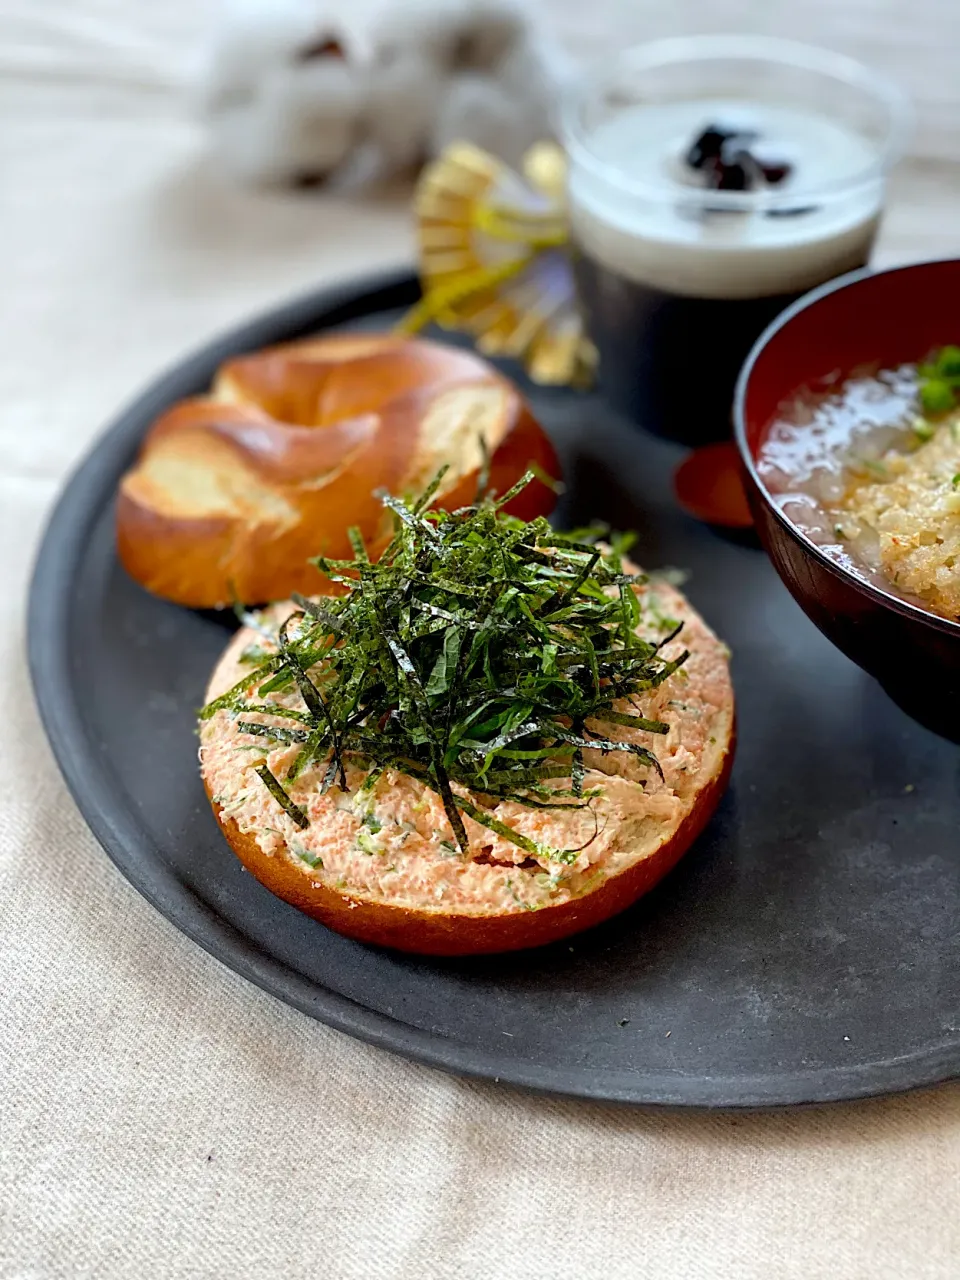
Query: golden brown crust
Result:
<box><xmin>117</xmin><ymin>336</ymin><xmax>560</xmax><ymax>608</ymax></box>
<box><xmin>203</xmin><ymin>727</ymin><xmax>733</xmax><ymax>954</ymax></box>
<box><xmin>199</xmin><ymin>559</ymin><xmax>735</xmax><ymax>956</ymax></box>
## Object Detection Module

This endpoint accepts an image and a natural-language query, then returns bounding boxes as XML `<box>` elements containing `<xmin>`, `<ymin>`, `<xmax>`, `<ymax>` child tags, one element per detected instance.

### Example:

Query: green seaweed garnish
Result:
<box><xmin>236</xmin><ymin>720</ymin><xmax>309</xmax><ymax>744</ymax></box>
<box><xmin>253</xmin><ymin>763</ymin><xmax>309</xmax><ymax>829</ymax></box>
<box><xmin>203</xmin><ymin>470</ymin><xmax>687</xmax><ymax>864</ymax></box>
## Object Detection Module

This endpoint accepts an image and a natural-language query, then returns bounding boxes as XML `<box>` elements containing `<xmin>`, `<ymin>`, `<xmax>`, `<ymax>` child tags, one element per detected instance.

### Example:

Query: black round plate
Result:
<box><xmin>29</xmin><ymin>271</ymin><xmax>960</xmax><ymax>1108</ymax></box>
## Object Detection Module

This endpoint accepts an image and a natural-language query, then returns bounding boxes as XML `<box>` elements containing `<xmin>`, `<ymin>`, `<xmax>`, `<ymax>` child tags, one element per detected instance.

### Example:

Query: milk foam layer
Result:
<box><xmin>568</xmin><ymin>101</ymin><xmax>883</xmax><ymax>300</ymax></box>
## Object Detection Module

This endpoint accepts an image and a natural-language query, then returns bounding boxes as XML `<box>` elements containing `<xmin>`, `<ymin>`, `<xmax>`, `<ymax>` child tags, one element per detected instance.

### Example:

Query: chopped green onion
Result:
<box><xmin>919</xmin><ymin>346</ymin><xmax>960</xmax><ymax>416</ymax></box>
<box><xmin>913</xmin><ymin>417</ymin><xmax>936</xmax><ymax>442</ymax></box>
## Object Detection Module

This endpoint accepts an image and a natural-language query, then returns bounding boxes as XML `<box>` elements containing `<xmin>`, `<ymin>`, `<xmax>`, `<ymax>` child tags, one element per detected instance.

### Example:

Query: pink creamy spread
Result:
<box><xmin>200</xmin><ymin>577</ymin><xmax>732</xmax><ymax>916</ymax></box>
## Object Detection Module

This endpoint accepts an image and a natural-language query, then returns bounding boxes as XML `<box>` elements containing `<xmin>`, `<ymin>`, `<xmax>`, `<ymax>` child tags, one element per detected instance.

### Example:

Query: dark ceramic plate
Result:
<box><xmin>28</xmin><ymin>271</ymin><xmax>960</xmax><ymax>1108</ymax></box>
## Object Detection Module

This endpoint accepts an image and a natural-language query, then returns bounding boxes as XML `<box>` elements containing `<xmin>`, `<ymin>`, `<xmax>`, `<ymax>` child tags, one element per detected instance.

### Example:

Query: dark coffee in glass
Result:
<box><xmin>562</xmin><ymin>38</ymin><xmax>907</xmax><ymax>444</ymax></box>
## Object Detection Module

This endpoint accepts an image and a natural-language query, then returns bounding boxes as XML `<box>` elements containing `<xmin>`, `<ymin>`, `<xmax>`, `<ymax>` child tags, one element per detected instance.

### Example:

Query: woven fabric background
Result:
<box><xmin>2</xmin><ymin>2</ymin><xmax>959</xmax><ymax>1276</ymax></box>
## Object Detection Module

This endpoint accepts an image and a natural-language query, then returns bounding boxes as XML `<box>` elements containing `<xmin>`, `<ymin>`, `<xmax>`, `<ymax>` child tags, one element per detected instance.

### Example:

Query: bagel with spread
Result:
<box><xmin>199</xmin><ymin>483</ymin><xmax>734</xmax><ymax>955</ymax></box>
<box><xmin>117</xmin><ymin>334</ymin><xmax>560</xmax><ymax>607</ymax></box>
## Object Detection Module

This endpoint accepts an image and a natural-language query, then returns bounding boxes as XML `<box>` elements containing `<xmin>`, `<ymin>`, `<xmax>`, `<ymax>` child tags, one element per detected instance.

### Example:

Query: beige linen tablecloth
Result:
<box><xmin>3</xmin><ymin>4</ymin><xmax>960</xmax><ymax>1277</ymax></box>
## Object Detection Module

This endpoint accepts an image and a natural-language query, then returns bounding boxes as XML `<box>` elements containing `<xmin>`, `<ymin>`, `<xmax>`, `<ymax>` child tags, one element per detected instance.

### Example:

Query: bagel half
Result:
<box><xmin>117</xmin><ymin>334</ymin><xmax>560</xmax><ymax>607</ymax></box>
<box><xmin>199</xmin><ymin>576</ymin><xmax>735</xmax><ymax>955</ymax></box>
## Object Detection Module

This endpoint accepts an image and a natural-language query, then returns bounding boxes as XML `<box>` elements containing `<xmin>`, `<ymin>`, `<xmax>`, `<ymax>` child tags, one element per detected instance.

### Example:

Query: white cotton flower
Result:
<box><xmin>197</xmin><ymin>0</ymin><xmax>572</xmax><ymax>185</ymax></box>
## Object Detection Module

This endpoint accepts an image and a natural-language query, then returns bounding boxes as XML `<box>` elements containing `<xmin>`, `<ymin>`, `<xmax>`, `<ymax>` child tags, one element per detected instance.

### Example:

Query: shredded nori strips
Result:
<box><xmin>202</xmin><ymin>470</ymin><xmax>688</xmax><ymax>864</ymax></box>
<box><xmin>253</xmin><ymin>763</ymin><xmax>309</xmax><ymax>830</ymax></box>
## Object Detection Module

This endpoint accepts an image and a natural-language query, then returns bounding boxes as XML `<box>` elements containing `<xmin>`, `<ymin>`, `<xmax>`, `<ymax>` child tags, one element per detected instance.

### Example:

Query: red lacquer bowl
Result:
<box><xmin>734</xmin><ymin>259</ymin><xmax>960</xmax><ymax>741</ymax></box>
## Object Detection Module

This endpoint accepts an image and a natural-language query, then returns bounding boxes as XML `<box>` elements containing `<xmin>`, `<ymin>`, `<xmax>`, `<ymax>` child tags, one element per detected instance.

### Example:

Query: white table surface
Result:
<box><xmin>2</xmin><ymin>3</ymin><xmax>960</xmax><ymax>1276</ymax></box>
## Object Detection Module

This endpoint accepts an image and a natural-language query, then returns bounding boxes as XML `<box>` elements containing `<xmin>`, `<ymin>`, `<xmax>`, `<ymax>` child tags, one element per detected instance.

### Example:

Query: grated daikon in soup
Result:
<box><xmin>758</xmin><ymin>364</ymin><xmax>960</xmax><ymax>621</ymax></box>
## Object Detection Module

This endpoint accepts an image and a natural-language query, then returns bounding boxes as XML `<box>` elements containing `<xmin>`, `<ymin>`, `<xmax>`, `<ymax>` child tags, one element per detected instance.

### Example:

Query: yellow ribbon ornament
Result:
<box><xmin>398</xmin><ymin>141</ymin><xmax>596</xmax><ymax>388</ymax></box>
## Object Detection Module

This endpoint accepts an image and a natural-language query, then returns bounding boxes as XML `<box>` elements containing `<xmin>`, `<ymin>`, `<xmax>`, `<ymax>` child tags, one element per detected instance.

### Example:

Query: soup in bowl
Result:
<box><xmin>734</xmin><ymin>259</ymin><xmax>960</xmax><ymax>740</ymax></box>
